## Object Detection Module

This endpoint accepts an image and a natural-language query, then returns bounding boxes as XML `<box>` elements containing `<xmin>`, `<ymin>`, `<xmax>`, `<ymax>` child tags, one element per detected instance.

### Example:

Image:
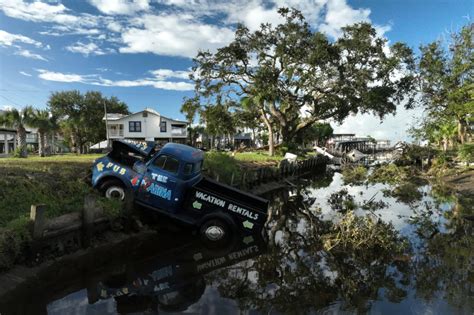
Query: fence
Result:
<box><xmin>212</xmin><ymin>155</ymin><xmax>328</xmax><ymax>191</ymax></box>
<box><xmin>28</xmin><ymin>196</ymin><xmax>110</xmax><ymax>258</ymax></box>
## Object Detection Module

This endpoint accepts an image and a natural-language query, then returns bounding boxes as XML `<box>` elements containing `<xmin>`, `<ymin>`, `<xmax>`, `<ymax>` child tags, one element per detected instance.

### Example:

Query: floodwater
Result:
<box><xmin>0</xmin><ymin>168</ymin><xmax>472</xmax><ymax>315</ymax></box>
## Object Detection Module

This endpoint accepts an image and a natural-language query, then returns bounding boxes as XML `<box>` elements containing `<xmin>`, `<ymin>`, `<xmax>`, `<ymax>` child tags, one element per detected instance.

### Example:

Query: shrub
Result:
<box><xmin>342</xmin><ymin>165</ymin><xmax>367</xmax><ymax>185</ymax></box>
<box><xmin>458</xmin><ymin>143</ymin><xmax>474</xmax><ymax>164</ymax></box>
<box><xmin>204</xmin><ymin>151</ymin><xmax>241</xmax><ymax>185</ymax></box>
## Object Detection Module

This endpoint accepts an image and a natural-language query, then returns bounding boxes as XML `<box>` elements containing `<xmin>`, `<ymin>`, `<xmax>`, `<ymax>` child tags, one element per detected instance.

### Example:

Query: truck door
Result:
<box><xmin>140</xmin><ymin>154</ymin><xmax>181</xmax><ymax>212</ymax></box>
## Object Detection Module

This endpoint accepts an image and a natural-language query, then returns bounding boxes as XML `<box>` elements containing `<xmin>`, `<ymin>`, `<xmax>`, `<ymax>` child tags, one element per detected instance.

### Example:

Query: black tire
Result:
<box><xmin>199</xmin><ymin>218</ymin><xmax>234</xmax><ymax>247</ymax></box>
<box><xmin>100</xmin><ymin>179</ymin><xmax>127</xmax><ymax>202</ymax></box>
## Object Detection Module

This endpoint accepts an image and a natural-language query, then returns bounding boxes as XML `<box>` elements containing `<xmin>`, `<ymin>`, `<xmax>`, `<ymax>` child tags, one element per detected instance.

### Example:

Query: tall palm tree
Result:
<box><xmin>0</xmin><ymin>106</ymin><xmax>34</xmax><ymax>157</ymax></box>
<box><xmin>30</xmin><ymin>109</ymin><xmax>51</xmax><ymax>157</ymax></box>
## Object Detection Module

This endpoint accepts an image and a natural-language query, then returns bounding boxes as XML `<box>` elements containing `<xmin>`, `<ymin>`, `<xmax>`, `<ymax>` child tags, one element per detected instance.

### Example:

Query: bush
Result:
<box><xmin>204</xmin><ymin>151</ymin><xmax>241</xmax><ymax>185</ymax></box>
<box><xmin>0</xmin><ymin>216</ymin><xmax>31</xmax><ymax>271</ymax></box>
<box><xmin>342</xmin><ymin>165</ymin><xmax>368</xmax><ymax>185</ymax></box>
<box><xmin>458</xmin><ymin>143</ymin><xmax>474</xmax><ymax>164</ymax></box>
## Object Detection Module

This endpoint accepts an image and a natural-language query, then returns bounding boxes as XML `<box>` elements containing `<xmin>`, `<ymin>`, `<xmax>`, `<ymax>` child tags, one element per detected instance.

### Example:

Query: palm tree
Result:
<box><xmin>0</xmin><ymin>106</ymin><xmax>34</xmax><ymax>157</ymax></box>
<box><xmin>30</xmin><ymin>109</ymin><xmax>51</xmax><ymax>157</ymax></box>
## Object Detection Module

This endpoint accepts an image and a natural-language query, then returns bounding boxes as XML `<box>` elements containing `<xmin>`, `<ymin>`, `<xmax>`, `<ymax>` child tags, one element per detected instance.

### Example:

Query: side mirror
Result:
<box><xmin>133</xmin><ymin>161</ymin><xmax>147</xmax><ymax>174</ymax></box>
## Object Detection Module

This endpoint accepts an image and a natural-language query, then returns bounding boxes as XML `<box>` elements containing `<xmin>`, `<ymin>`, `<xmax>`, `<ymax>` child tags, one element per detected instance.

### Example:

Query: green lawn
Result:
<box><xmin>231</xmin><ymin>151</ymin><xmax>284</xmax><ymax>163</ymax></box>
<box><xmin>0</xmin><ymin>154</ymin><xmax>100</xmax><ymax>228</ymax></box>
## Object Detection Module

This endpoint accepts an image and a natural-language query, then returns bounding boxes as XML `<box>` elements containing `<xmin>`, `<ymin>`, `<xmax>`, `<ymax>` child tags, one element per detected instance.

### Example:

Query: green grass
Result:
<box><xmin>231</xmin><ymin>151</ymin><xmax>284</xmax><ymax>163</ymax></box>
<box><xmin>0</xmin><ymin>154</ymin><xmax>99</xmax><ymax>228</ymax></box>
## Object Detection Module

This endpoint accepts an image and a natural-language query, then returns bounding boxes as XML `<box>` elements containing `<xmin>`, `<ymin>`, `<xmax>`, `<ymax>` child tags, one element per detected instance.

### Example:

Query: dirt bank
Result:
<box><xmin>443</xmin><ymin>168</ymin><xmax>474</xmax><ymax>197</ymax></box>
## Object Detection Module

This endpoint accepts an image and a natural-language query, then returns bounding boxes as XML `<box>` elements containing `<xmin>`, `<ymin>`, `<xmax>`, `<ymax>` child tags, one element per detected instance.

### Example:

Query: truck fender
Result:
<box><xmin>94</xmin><ymin>172</ymin><xmax>132</xmax><ymax>190</ymax></box>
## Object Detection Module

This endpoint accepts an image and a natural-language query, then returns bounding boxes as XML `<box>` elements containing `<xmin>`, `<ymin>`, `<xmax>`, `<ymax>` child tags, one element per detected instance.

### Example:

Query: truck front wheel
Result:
<box><xmin>100</xmin><ymin>179</ymin><xmax>126</xmax><ymax>201</ymax></box>
<box><xmin>199</xmin><ymin>218</ymin><xmax>233</xmax><ymax>246</ymax></box>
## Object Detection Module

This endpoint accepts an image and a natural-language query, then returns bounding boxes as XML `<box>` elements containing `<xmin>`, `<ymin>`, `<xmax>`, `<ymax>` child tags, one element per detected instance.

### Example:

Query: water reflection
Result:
<box><xmin>0</xmin><ymin>170</ymin><xmax>472</xmax><ymax>314</ymax></box>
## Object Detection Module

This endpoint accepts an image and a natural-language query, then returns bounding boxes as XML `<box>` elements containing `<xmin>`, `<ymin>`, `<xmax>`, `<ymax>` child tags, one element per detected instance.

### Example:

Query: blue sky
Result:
<box><xmin>0</xmin><ymin>0</ymin><xmax>472</xmax><ymax>139</ymax></box>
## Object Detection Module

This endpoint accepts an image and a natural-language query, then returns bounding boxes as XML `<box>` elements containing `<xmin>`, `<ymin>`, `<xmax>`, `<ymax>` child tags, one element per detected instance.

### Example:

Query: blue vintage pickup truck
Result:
<box><xmin>91</xmin><ymin>140</ymin><xmax>269</xmax><ymax>244</ymax></box>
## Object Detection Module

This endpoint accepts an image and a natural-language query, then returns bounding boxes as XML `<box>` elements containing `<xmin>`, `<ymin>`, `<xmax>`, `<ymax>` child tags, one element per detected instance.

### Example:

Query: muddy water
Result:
<box><xmin>0</xmin><ymin>169</ymin><xmax>472</xmax><ymax>315</ymax></box>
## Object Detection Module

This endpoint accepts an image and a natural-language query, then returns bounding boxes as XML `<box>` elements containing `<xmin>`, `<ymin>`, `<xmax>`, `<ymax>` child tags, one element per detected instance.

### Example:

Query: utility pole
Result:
<box><xmin>104</xmin><ymin>100</ymin><xmax>110</xmax><ymax>148</ymax></box>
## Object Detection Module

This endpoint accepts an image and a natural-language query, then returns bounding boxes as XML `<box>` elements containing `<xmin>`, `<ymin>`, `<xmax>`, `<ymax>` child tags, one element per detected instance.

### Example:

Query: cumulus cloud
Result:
<box><xmin>36</xmin><ymin>68</ymin><xmax>194</xmax><ymax>91</ymax></box>
<box><xmin>88</xmin><ymin>0</ymin><xmax>150</xmax><ymax>15</ymax></box>
<box><xmin>319</xmin><ymin>0</ymin><xmax>371</xmax><ymax>38</ymax></box>
<box><xmin>119</xmin><ymin>13</ymin><xmax>235</xmax><ymax>58</ymax></box>
<box><xmin>65</xmin><ymin>41</ymin><xmax>115</xmax><ymax>56</ymax></box>
<box><xmin>19</xmin><ymin>71</ymin><xmax>32</xmax><ymax>77</ymax></box>
<box><xmin>0</xmin><ymin>30</ymin><xmax>43</xmax><ymax>47</ymax></box>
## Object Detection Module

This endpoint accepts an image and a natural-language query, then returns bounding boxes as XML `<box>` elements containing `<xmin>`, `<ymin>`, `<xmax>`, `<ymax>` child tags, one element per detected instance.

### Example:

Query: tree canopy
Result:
<box><xmin>416</xmin><ymin>23</ymin><xmax>473</xmax><ymax>147</ymax></box>
<box><xmin>48</xmin><ymin>90</ymin><xmax>129</xmax><ymax>153</ymax></box>
<box><xmin>191</xmin><ymin>8</ymin><xmax>416</xmax><ymax>154</ymax></box>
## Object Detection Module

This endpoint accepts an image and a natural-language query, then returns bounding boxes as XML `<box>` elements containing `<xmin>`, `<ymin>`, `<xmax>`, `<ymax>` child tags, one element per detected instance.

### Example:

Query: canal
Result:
<box><xmin>0</xmin><ymin>168</ymin><xmax>472</xmax><ymax>314</ymax></box>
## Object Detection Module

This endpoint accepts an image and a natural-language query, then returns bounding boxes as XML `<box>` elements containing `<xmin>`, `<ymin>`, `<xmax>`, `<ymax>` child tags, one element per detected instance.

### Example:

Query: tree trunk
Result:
<box><xmin>38</xmin><ymin>131</ymin><xmax>45</xmax><ymax>157</ymax></box>
<box><xmin>17</xmin><ymin>127</ymin><xmax>27</xmax><ymax>158</ymax></box>
<box><xmin>260</xmin><ymin>109</ymin><xmax>274</xmax><ymax>156</ymax></box>
<box><xmin>457</xmin><ymin>117</ymin><xmax>467</xmax><ymax>144</ymax></box>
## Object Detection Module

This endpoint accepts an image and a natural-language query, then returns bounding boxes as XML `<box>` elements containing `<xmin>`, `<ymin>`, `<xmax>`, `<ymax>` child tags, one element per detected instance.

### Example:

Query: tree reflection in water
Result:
<box><xmin>208</xmin><ymin>175</ymin><xmax>473</xmax><ymax>314</ymax></box>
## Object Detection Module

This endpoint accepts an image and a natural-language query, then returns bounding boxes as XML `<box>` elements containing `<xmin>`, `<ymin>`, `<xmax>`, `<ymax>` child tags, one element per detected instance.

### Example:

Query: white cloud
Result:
<box><xmin>65</xmin><ymin>41</ymin><xmax>114</xmax><ymax>56</ymax></box>
<box><xmin>36</xmin><ymin>68</ymin><xmax>194</xmax><ymax>91</ymax></box>
<box><xmin>333</xmin><ymin>106</ymin><xmax>424</xmax><ymax>142</ymax></box>
<box><xmin>88</xmin><ymin>0</ymin><xmax>150</xmax><ymax>15</ymax></box>
<box><xmin>37</xmin><ymin>69</ymin><xmax>87</xmax><ymax>82</ymax></box>
<box><xmin>150</xmin><ymin>69</ymin><xmax>190</xmax><ymax>80</ymax></box>
<box><xmin>319</xmin><ymin>0</ymin><xmax>371</xmax><ymax>38</ymax></box>
<box><xmin>15</xmin><ymin>49</ymin><xmax>47</xmax><ymax>61</ymax></box>
<box><xmin>0</xmin><ymin>0</ymin><xmax>78</xmax><ymax>24</ymax></box>
<box><xmin>19</xmin><ymin>71</ymin><xmax>32</xmax><ymax>76</ymax></box>
<box><xmin>120</xmin><ymin>13</ymin><xmax>235</xmax><ymax>58</ymax></box>
<box><xmin>0</xmin><ymin>30</ymin><xmax>42</xmax><ymax>47</ymax></box>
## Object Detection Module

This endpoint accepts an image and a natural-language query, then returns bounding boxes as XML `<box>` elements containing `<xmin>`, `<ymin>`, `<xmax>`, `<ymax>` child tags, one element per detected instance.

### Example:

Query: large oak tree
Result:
<box><xmin>192</xmin><ymin>8</ymin><xmax>416</xmax><ymax>155</ymax></box>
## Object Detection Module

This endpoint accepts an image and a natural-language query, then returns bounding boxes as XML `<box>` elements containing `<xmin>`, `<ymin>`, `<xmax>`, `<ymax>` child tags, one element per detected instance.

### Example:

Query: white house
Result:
<box><xmin>104</xmin><ymin>108</ymin><xmax>188</xmax><ymax>144</ymax></box>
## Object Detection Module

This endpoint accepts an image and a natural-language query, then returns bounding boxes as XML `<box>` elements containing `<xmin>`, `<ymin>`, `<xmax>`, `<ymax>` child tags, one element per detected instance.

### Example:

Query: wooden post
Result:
<box><xmin>83</xmin><ymin>195</ymin><xmax>97</xmax><ymax>247</ymax></box>
<box><xmin>30</xmin><ymin>204</ymin><xmax>46</xmax><ymax>240</ymax></box>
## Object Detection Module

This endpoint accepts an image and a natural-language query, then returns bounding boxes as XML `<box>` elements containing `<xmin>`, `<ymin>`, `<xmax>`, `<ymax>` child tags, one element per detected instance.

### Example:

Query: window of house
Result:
<box><xmin>160</xmin><ymin>121</ymin><xmax>167</xmax><ymax>132</ymax></box>
<box><xmin>153</xmin><ymin>154</ymin><xmax>180</xmax><ymax>174</ymax></box>
<box><xmin>129</xmin><ymin>121</ymin><xmax>141</xmax><ymax>132</ymax></box>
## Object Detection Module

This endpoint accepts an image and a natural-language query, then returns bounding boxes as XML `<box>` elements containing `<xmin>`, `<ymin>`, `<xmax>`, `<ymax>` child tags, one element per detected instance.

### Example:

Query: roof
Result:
<box><xmin>160</xmin><ymin>143</ymin><xmax>204</xmax><ymax>162</ymax></box>
<box><xmin>104</xmin><ymin>108</ymin><xmax>187</xmax><ymax>125</ymax></box>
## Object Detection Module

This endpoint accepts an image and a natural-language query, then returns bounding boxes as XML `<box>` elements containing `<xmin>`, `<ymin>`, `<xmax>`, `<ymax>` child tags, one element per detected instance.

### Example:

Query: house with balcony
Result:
<box><xmin>104</xmin><ymin>108</ymin><xmax>188</xmax><ymax>144</ymax></box>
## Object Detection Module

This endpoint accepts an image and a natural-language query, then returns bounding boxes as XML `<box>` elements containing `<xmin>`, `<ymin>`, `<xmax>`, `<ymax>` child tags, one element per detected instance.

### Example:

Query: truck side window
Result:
<box><xmin>184</xmin><ymin>163</ymin><xmax>193</xmax><ymax>175</ymax></box>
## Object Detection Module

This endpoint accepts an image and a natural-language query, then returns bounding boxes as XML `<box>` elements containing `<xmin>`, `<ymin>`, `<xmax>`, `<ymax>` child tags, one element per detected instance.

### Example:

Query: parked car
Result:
<box><xmin>91</xmin><ymin>140</ymin><xmax>269</xmax><ymax>244</ymax></box>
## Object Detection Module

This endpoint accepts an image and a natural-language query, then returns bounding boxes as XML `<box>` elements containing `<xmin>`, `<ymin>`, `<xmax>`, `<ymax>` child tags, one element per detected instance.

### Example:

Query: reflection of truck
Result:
<box><xmin>96</xmin><ymin>232</ymin><xmax>266</xmax><ymax>313</ymax></box>
<box><xmin>91</xmin><ymin>140</ymin><xmax>269</xmax><ymax>244</ymax></box>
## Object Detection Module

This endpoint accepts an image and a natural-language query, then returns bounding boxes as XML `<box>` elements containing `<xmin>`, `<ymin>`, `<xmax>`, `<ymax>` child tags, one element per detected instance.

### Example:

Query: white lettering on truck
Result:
<box><xmin>195</xmin><ymin>191</ymin><xmax>226</xmax><ymax>207</ymax></box>
<box><xmin>227</xmin><ymin>203</ymin><xmax>259</xmax><ymax>220</ymax></box>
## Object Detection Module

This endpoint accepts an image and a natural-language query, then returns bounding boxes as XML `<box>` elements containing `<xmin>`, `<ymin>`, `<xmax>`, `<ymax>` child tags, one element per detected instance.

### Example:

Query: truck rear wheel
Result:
<box><xmin>199</xmin><ymin>218</ymin><xmax>233</xmax><ymax>247</ymax></box>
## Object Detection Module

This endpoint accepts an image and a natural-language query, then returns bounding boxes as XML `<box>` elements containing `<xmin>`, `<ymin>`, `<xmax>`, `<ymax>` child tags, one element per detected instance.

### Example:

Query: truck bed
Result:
<box><xmin>184</xmin><ymin>177</ymin><xmax>269</xmax><ymax>227</ymax></box>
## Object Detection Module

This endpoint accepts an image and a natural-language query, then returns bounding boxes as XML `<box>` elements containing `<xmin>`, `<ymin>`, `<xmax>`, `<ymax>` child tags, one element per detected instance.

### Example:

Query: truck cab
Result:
<box><xmin>91</xmin><ymin>140</ymin><xmax>268</xmax><ymax>245</ymax></box>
